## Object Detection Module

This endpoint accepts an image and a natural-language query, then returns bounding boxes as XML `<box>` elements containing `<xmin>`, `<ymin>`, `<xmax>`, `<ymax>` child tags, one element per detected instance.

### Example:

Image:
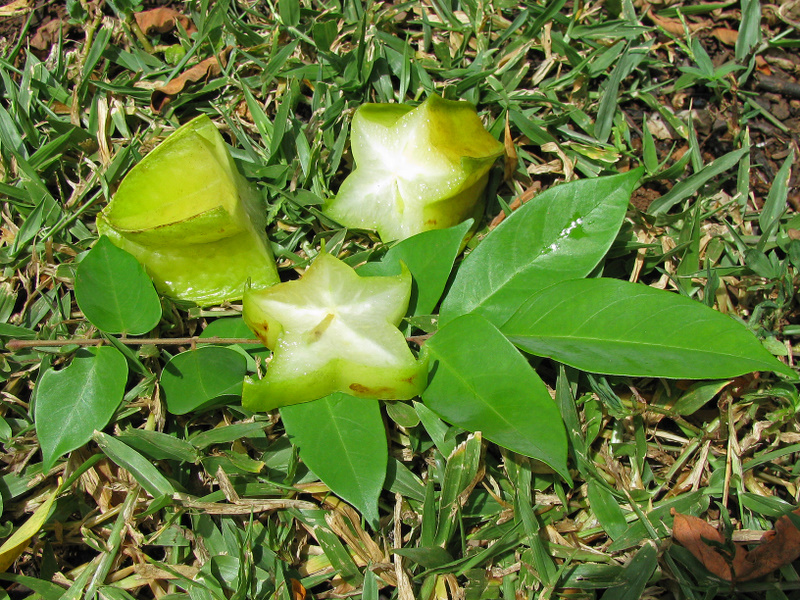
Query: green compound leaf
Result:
<box><xmin>161</xmin><ymin>346</ymin><xmax>247</xmax><ymax>415</ymax></box>
<box><xmin>75</xmin><ymin>236</ymin><xmax>162</xmax><ymax>335</ymax></box>
<box><xmin>440</xmin><ymin>169</ymin><xmax>640</xmax><ymax>327</ymax></box>
<box><xmin>502</xmin><ymin>278</ymin><xmax>796</xmax><ymax>380</ymax></box>
<box><xmin>35</xmin><ymin>346</ymin><xmax>128</xmax><ymax>471</ymax></box>
<box><xmin>280</xmin><ymin>393</ymin><xmax>387</xmax><ymax>527</ymax></box>
<box><xmin>358</xmin><ymin>219</ymin><xmax>472</xmax><ymax>316</ymax></box>
<box><xmin>422</xmin><ymin>313</ymin><xmax>569</xmax><ymax>479</ymax></box>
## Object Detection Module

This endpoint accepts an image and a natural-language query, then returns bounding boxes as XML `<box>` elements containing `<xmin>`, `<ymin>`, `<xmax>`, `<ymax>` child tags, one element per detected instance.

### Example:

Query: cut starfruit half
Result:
<box><xmin>97</xmin><ymin>115</ymin><xmax>279</xmax><ymax>305</ymax></box>
<box><xmin>242</xmin><ymin>252</ymin><xmax>427</xmax><ymax>411</ymax></box>
<box><xmin>324</xmin><ymin>94</ymin><xmax>504</xmax><ymax>241</ymax></box>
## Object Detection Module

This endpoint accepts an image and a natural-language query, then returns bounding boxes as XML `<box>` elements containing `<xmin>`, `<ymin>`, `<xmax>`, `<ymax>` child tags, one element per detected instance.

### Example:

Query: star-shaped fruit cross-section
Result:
<box><xmin>241</xmin><ymin>252</ymin><xmax>427</xmax><ymax>411</ymax></box>
<box><xmin>324</xmin><ymin>94</ymin><xmax>504</xmax><ymax>242</ymax></box>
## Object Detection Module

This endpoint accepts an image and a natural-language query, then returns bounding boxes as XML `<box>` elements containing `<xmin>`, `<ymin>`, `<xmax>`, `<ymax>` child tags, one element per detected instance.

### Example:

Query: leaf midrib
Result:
<box><xmin>505</xmin><ymin>333</ymin><xmax>776</xmax><ymax>366</ymax></box>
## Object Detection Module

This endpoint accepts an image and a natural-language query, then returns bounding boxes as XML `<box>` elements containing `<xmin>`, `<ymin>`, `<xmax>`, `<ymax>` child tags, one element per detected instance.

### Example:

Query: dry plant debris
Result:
<box><xmin>672</xmin><ymin>507</ymin><xmax>800</xmax><ymax>581</ymax></box>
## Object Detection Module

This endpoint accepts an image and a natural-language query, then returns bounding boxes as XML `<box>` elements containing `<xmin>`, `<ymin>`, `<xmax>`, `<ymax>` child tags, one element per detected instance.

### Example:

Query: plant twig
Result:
<box><xmin>6</xmin><ymin>333</ymin><xmax>432</xmax><ymax>351</ymax></box>
<box><xmin>755</xmin><ymin>74</ymin><xmax>800</xmax><ymax>99</ymax></box>
<box><xmin>4</xmin><ymin>336</ymin><xmax>261</xmax><ymax>351</ymax></box>
<box><xmin>406</xmin><ymin>333</ymin><xmax>433</xmax><ymax>346</ymax></box>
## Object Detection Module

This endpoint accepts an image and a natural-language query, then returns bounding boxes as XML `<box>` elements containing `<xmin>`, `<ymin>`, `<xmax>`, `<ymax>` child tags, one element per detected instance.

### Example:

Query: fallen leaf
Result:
<box><xmin>671</xmin><ymin>145</ymin><xmax>689</xmax><ymax>162</ymax></box>
<box><xmin>672</xmin><ymin>507</ymin><xmax>800</xmax><ymax>581</ymax></box>
<box><xmin>30</xmin><ymin>19</ymin><xmax>73</xmax><ymax>51</ymax></box>
<box><xmin>712</xmin><ymin>28</ymin><xmax>738</xmax><ymax>46</ymax></box>
<box><xmin>647</xmin><ymin>10</ymin><xmax>704</xmax><ymax>37</ymax></box>
<box><xmin>671</xmin><ymin>510</ymin><xmax>749</xmax><ymax>580</ymax></box>
<box><xmin>291</xmin><ymin>578</ymin><xmax>307</xmax><ymax>600</ymax></box>
<box><xmin>151</xmin><ymin>55</ymin><xmax>225</xmax><ymax>113</ymax></box>
<box><xmin>0</xmin><ymin>484</ymin><xmax>59</xmax><ymax>571</ymax></box>
<box><xmin>489</xmin><ymin>181</ymin><xmax>540</xmax><ymax>229</ymax></box>
<box><xmin>503</xmin><ymin>111</ymin><xmax>517</xmax><ymax>181</ymax></box>
<box><xmin>134</xmin><ymin>8</ymin><xmax>196</xmax><ymax>36</ymax></box>
<box><xmin>755</xmin><ymin>55</ymin><xmax>771</xmax><ymax>76</ymax></box>
<box><xmin>738</xmin><ymin>509</ymin><xmax>800</xmax><ymax>581</ymax></box>
<box><xmin>646</xmin><ymin>113</ymin><xmax>675</xmax><ymax>140</ymax></box>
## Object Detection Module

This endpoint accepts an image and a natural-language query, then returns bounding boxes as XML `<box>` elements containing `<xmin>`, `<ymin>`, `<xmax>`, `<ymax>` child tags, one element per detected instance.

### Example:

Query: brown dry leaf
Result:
<box><xmin>503</xmin><ymin>111</ymin><xmax>517</xmax><ymax>181</ymax></box>
<box><xmin>134</xmin><ymin>8</ymin><xmax>197</xmax><ymax>36</ymax></box>
<box><xmin>291</xmin><ymin>579</ymin><xmax>306</xmax><ymax>600</ymax></box>
<box><xmin>646</xmin><ymin>113</ymin><xmax>675</xmax><ymax>140</ymax></box>
<box><xmin>30</xmin><ymin>19</ymin><xmax>72</xmax><ymax>51</ymax></box>
<box><xmin>647</xmin><ymin>10</ymin><xmax>704</xmax><ymax>36</ymax></box>
<box><xmin>712</xmin><ymin>27</ymin><xmax>738</xmax><ymax>46</ymax></box>
<box><xmin>0</xmin><ymin>227</ymin><xmax>15</xmax><ymax>246</ymax></box>
<box><xmin>672</xmin><ymin>508</ymin><xmax>800</xmax><ymax>581</ymax></box>
<box><xmin>671</xmin><ymin>510</ymin><xmax>749</xmax><ymax>580</ymax></box>
<box><xmin>488</xmin><ymin>181</ymin><xmax>541</xmax><ymax>229</ymax></box>
<box><xmin>736</xmin><ymin>508</ymin><xmax>800</xmax><ymax>580</ymax></box>
<box><xmin>151</xmin><ymin>55</ymin><xmax>224</xmax><ymax>113</ymax></box>
<box><xmin>755</xmin><ymin>55</ymin><xmax>771</xmax><ymax>76</ymax></box>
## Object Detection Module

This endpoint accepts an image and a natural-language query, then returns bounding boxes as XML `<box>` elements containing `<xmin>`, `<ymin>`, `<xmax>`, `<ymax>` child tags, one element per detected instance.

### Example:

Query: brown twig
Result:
<box><xmin>406</xmin><ymin>333</ymin><xmax>434</xmax><ymax>346</ymax></box>
<box><xmin>489</xmin><ymin>181</ymin><xmax>542</xmax><ymax>229</ymax></box>
<box><xmin>4</xmin><ymin>336</ymin><xmax>260</xmax><ymax>351</ymax></box>
<box><xmin>6</xmin><ymin>333</ymin><xmax>432</xmax><ymax>351</ymax></box>
<box><xmin>755</xmin><ymin>74</ymin><xmax>800</xmax><ymax>100</ymax></box>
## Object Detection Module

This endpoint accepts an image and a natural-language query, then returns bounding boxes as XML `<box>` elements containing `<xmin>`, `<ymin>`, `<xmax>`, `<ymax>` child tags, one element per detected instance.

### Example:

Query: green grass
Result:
<box><xmin>1</xmin><ymin>1</ymin><xmax>799</xmax><ymax>598</ymax></box>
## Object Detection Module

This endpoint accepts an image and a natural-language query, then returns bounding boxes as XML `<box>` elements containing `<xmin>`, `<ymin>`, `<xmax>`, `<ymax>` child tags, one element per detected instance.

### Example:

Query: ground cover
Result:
<box><xmin>0</xmin><ymin>0</ymin><xmax>799</xmax><ymax>598</ymax></box>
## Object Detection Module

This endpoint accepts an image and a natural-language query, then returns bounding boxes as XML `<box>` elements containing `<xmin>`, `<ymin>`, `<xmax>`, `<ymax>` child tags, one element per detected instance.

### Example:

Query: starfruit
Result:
<box><xmin>97</xmin><ymin>115</ymin><xmax>279</xmax><ymax>306</ymax></box>
<box><xmin>323</xmin><ymin>94</ymin><xmax>504</xmax><ymax>242</ymax></box>
<box><xmin>241</xmin><ymin>252</ymin><xmax>427</xmax><ymax>411</ymax></box>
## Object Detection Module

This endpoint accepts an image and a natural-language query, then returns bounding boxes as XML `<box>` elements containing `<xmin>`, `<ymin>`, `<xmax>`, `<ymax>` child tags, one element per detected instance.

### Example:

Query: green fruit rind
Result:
<box><xmin>324</xmin><ymin>94</ymin><xmax>504</xmax><ymax>242</ymax></box>
<box><xmin>97</xmin><ymin>215</ymin><xmax>277</xmax><ymax>307</ymax></box>
<box><xmin>241</xmin><ymin>252</ymin><xmax>427</xmax><ymax>411</ymax></box>
<box><xmin>97</xmin><ymin>115</ymin><xmax>279</xmax><ymax>305</ymax></box>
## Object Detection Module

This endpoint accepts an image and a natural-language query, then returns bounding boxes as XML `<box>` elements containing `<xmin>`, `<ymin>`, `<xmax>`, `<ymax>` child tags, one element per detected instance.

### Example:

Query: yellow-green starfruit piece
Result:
<box><xmin>242</xmin><ymin>252</ymin><xmax>427</xmax><ymax>411</ymax></box>
<box><xmin>323</xmin><ymin>94</ymin><xmax>504</xmax><ymax>242</ymax></box>
<box><xmin>97</xmin><ymin>115</ymin><xmax>279</xmax><ymax>306</ymax></box>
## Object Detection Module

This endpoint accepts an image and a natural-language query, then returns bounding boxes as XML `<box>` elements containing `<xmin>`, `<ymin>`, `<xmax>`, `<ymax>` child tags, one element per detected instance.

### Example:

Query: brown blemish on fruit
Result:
<box><xmin>253</xmin><ymin>322</ymin><xmax>269</xmax><ymax>343</ymax></box>
<box><xmin>349</xmin><ymin>383</ymin><xmax>394</xmax><ymax>396</ymax></box>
